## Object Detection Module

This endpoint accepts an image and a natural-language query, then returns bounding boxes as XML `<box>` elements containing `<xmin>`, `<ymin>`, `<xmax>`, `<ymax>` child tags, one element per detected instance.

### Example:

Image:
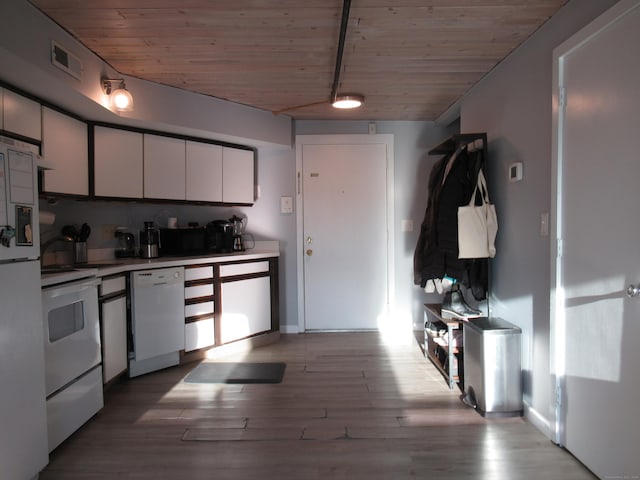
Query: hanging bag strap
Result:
<box><xmin>467</xmin><ymin>168</ymin><xmax>490</xmax><ymax>207</ymax></box>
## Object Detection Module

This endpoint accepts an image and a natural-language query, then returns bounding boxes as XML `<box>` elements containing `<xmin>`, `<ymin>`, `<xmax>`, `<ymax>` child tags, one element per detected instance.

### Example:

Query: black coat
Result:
<box><xmin>414</xmin><ymin>147</ymin><xmax>487</xmax><ymax>299</ymax></box>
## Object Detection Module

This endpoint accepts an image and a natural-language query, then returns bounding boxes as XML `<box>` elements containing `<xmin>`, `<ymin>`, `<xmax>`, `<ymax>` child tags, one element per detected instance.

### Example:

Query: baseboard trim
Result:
<box><xmin>280</xmin><ymin>325</ymin><xmax>300</xmax><ymax>334</ymax></box>
<box><xmin>523</xmin><ymin>401</ymin><xmax>553</xmax><ymax>440</ymax></box>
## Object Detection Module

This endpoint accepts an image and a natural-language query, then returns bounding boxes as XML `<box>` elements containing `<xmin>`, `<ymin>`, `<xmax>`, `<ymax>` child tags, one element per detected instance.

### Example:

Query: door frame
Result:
<box><xmin>295</xmin><ymin>134</ymin><xmax>395</xmax><ymax>333</ymax></box>
<box><xmin>550</xmin><ymin>0</ymin><xmax>640</xmax><ymax>446</ymax></box>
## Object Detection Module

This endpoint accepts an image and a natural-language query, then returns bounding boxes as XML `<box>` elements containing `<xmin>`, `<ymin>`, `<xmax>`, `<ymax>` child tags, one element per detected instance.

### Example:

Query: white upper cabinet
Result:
<box><xmin>222</xmin><ymin>147</ymin><xmax>254</xmax><ymax>204</ymax></box>
<box><xmin>41</xmin><ymin>107</ymin><xmax>88</xmax><ymax>196</ymax></box>
<box><xmin>2</xmin><ymin>89</ymin><xmax>42</xmax><ymax>141</ymax></box>
<box><xmin>186</xmin><ymin>141</ymin><xmax>223</xmax><ymax>202</ymax></box>
<box><xmin>94</xmin><ymin>126</ymin><xmax>143</xmax><ymax>198</ymax></box>
<box><xmin>143</xmin><ymin>134</ymin><xmax>186</xmax><ymax>200</ymax></box>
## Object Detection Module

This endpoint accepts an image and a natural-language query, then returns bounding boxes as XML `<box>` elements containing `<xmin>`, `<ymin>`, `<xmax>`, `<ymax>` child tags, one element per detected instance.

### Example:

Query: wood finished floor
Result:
<box><xmin>41</xmin><ymin>332</ymin><xmax>595</xmax><ymax>479</ymax></box>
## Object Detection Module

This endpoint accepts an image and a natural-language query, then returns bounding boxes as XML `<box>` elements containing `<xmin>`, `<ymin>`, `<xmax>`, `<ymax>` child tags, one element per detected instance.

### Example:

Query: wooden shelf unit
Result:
<box><xmin>423</xmin><ymin>303</ymin><xmax>463</xmax><ymax>390</ymax></box>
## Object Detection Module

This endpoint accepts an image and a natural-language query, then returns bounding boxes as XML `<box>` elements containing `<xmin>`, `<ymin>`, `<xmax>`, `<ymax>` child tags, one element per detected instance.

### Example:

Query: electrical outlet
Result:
<box><xmin>102</xmin><ymin>224</ymin><xmax>117</xmax><ymax>240</ymax></box>
<box><xmin>280</xmin><ymin>196</ymin><xmax>293</xmax><ymax>214</ymax></box>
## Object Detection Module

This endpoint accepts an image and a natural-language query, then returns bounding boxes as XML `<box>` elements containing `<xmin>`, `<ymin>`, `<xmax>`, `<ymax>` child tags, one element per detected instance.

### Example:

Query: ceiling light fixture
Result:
<box><xmin>332</xmin><ymin>94</ymin><xmax>364</xmax><ymax>109</ymax></box>
<box><xmin>329</xmin><ymin>0</ymin><xmax>364</xmax><ymax>110</ymax></box>
<box><xmin>102</xmin><ymin>78</ymin><xmax>134</xmax><ymax>112</ymax></box>
<box><xmin>271</xmin><ymin>0</ymin><xmax>363</xmax><ymax>115</ymax></box>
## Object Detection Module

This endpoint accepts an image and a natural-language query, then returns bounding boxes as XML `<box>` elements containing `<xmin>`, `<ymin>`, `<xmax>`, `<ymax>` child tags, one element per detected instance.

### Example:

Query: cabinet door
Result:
<box><xmin>222</xmin><ymin>147</ymin><xmax>254</xmax><ymax>204</ymax></box>
<box><xmin>42</xmin><ymin>107</ymin><xmax>89</xmax><ymax>195</ymax></box>
<box><xmin>101</xmin><ymin>295</ymin><xmax>128</xmax><ymax>384</ymax></box>
<box><xmin>94</xmin><ymin>127</ymin><xmax>143</xmax><ymax>198</ymax></box>
<box><xmin>186</xmin><ymin>141</ymin><xmax>223</xmax><ymax>202</ymax></box>
<box><xmin>2</xmin><ymin>89</ymin><xmax>42</xmax><ymax>141</ymax></box>
<box><xmin>143</xmin><ymin>134</ymin><xmax>185</xmax><ymax>200</ymax></box>
<box><xmin>185</xmin><ymin>317</ymin><xmax>215</xmax><ymax>352</ymax></box>
<box><xmin>220</xmin><ymin>276</ymin><xmax>271</xmax><ymax>344</ymax></box>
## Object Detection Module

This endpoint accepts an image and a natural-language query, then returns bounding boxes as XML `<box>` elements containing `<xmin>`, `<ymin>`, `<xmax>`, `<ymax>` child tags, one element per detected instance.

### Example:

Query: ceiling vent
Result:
<box><xmin>51</xmin><ymin>41</ymin><xmax>82</xmax><ymax>80</ymax></box>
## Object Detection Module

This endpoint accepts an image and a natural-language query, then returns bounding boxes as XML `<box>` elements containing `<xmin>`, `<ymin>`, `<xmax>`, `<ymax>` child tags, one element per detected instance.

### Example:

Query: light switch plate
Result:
<box><xmin>401</xmin><ymin>219</ymin><xmax>414</xmax><ymax>232</ymax></box>
<box><xmin>540</xmin><ymin>212</ymin><xmax>549</xmax><ymax>236</ymax></box>
<box><xmin>280</xmin><ymin>196</ymin><xmax>293</xmax><ymax>214</ymax></box>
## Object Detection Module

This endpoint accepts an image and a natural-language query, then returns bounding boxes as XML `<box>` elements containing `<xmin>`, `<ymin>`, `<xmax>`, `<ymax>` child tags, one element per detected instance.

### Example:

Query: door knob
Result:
<box><xmin>306</xmin><ymin>249</ymin><xmax>313</xmax><ymax>256</ymax></box>
<box><xmin>626</xmin><ymin>284</ymin><xmax>640</xmax><ymax>298</ymax></box>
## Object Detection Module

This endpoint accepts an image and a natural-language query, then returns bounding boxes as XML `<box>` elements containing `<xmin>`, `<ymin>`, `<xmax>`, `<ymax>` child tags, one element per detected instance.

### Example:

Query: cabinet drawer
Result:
<box><xmin>220</xmin><ymin>261</ymin><xmax>269</xmax><ymax>277</ymax></box>
<box><xmin>185</xmin><ymin>266</ymin><xmax>213</xmax><ymax>281</ymax></box>
<box><xmin>185</xmin><ymin>301</ymin><xmax>214</xmax><ymax>318</ymax></box>
<box><xmin>185</xmin><ymin>283</ymin><xmax>213</xmax><ymax>300</ymax></box>
<box><xmin>184</xmin><ymin>317</ymin><xmax>215</xmax><ymax>352</ymax></box>
<box><xmin>100</xmin><ymin>275</ymin><xmax>126</xmax><ymax>297</ymax></box>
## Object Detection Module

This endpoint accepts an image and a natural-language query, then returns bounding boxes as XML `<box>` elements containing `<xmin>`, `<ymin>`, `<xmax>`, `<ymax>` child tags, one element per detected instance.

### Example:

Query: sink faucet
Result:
<box><xmin>40</xmin><ymin>235</ymin><xmax>74</xmax><ymax>266</ymax></box>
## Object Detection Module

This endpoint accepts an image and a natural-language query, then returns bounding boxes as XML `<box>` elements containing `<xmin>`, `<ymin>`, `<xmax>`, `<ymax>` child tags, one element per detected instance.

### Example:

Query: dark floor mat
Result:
<box><xmin>184</xmin><ymin>362</ymin><xmax>286</xmax><ymax>384</ymax></box>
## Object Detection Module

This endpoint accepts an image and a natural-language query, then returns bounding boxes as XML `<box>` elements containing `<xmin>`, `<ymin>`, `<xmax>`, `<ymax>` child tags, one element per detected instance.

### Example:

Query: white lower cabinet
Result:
<box><xmin>184</xmin><ymin>265</ymin><xmax>215</xmax><ymax>353</ymax></box>
<box><xmin>101</xmin><ymin>295</ymin><xmax>127</xmax><ymax>383</ymax></box>
<box><xmin>97</xmin><ymin>258</ymin><xmax>276</xmax><ymax>367</ymax></box>
<box><xmin>100</xmin><ymin>275</ymin><xmax>128</xmax><ymax>384</ymax></box>
<box><xmin>185</xmin><ymin>317</ymin><xmax>215</xmax><ymax>352</ymax></box>
<box><xmin>220</xmin><ymin>276</ymin><xmax>271</xmax><ymax>344</ymax></box>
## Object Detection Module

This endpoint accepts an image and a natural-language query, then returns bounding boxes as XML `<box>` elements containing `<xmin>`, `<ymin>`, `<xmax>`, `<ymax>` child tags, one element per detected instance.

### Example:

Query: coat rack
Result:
<box><xmin>428</xmin><ymin>133</ymin><xmax>487</xmax><ymax>157</ymax></box>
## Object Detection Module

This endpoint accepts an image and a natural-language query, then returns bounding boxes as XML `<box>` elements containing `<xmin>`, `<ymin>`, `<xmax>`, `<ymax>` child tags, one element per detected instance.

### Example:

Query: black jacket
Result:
<box><xmin>414</xmin><ymin>147</ymin><xmax>487</xmax><ymax>299</ymax></box>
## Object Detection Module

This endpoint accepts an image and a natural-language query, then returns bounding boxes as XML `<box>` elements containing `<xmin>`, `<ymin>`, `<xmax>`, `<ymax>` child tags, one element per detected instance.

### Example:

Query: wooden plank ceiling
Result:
<box><xmin>30</xmin><ymin>0</ymin><xmax>567</xmax><ymax>121</ymax></box>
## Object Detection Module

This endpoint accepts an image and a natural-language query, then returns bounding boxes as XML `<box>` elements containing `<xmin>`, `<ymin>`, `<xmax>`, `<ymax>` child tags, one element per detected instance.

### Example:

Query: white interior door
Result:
<box><xmin>297</xmin><ymin>136</ymin><xmax>392</xmax><ymax>330</ymax></box>
<box><xmin>552</xmin><ymin>2</ymin><xmax>640</xmax><ymax>477</ymax></box>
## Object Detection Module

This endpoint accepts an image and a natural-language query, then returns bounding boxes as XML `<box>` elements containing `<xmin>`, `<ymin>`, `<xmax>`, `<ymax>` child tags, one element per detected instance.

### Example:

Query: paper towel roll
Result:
<box><xmin>39</xmin><ymin>210</ymin><xmax>56</xmax><ymax>225</ymax></box>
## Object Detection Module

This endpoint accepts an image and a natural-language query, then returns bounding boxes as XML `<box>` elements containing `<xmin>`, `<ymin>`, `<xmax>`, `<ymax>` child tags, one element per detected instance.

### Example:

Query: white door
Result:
<box><xmin>297</xmin><ymin>135</ymin><xmax>393</xmax><ymax>331</ymax></box>
<box><xmin>552</xmin><ymin>2</ymin><xmax>640</xmax><ymax>477</ymax></box>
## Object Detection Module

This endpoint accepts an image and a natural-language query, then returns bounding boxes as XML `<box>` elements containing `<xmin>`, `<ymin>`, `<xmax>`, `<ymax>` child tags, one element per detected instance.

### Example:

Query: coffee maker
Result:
<box><xmin>114</xmin><ymin>228</ymin><xmax>136</xmax><ymax>258</ymax></box>
<box><xmin>230</xmin><ymin>215</ymin><xmax>246</xmax><ymax>251</ymax></box>
<box><xmin>139</xmin><ymin>221</ymin><xmax>160</xmax><ymax>258</ymax></box>
<box><xmin>206</xmin><ymin>220</ymin><xmax>234</xmax><ymax>253</ymax></box>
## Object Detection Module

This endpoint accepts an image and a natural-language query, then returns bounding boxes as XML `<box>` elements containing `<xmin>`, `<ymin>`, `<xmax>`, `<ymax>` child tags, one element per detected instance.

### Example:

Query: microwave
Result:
<box><xmin>158</xmin><ymin>227</ymin><xmax>208</xmax><ymax>256</ymax></box>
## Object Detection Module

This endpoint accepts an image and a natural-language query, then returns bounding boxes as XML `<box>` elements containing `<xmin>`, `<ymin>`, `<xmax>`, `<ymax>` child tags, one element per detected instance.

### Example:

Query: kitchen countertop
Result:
<box><xmin>41</xmin><ymin>248</ymin><xmax>280</xmax><ymax>287</ymax></box>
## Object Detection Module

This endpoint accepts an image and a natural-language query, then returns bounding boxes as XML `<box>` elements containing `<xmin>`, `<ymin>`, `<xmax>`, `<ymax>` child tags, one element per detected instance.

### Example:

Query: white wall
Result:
<box><xmin>459</xmin><ymin>0</ymin><xmax>617</xmax><ymax>435</ymax></box>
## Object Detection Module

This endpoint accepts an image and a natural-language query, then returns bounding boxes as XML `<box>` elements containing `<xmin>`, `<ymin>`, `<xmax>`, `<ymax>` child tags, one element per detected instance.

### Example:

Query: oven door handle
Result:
<box><xmin>43</xmin><ymin>277</ymin><xmax>102</xmax><ymax>299</ymax></box>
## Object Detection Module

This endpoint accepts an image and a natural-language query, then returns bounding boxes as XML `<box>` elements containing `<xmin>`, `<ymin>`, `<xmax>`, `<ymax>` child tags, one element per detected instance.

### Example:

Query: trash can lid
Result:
<box><xmin>464</xmin><ymin>317</ymin><xmax>522</xmax><ymax>333</ymax></box>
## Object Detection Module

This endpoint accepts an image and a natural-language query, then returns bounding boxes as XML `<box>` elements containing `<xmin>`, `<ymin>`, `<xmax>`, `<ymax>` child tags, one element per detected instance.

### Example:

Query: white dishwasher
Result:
<box><xmin>129</xmin><ymin>266</ymin><xmax>185</xmax><ymax>377</ymax></box>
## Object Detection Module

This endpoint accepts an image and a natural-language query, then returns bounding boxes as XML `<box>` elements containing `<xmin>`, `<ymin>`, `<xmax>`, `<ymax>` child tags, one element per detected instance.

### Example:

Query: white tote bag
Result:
<box><xmin>457</xmin><ymin>169</ymin><xmax>497</xmax><ymax>258</ymax></box>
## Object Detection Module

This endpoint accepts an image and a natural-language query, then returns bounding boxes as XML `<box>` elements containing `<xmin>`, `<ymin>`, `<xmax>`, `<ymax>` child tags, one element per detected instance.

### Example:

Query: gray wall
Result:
<box><xmin>459</xmin><ymin>0</ymin><xmax>617</xmax><ymax>434</ymax></box>
<box><xmin>295</xmin><ymin>121</ymin><xmax>457</xmax><ymax>329</ymax></box>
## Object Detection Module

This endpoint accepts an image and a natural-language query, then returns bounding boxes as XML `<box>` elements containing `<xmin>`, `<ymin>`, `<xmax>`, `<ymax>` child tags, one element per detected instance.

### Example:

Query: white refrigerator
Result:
<box><xmin>0</xmin><ymin>137</ymin><xmax>49</xmax><ymax>478</ymax></box>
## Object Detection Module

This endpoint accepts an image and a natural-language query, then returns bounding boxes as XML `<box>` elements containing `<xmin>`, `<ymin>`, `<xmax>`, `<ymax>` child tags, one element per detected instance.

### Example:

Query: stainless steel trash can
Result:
<box><xmin>462</xmin><ymin>317</ymin><xmax>522</xmax><ymax>417</ymax></box>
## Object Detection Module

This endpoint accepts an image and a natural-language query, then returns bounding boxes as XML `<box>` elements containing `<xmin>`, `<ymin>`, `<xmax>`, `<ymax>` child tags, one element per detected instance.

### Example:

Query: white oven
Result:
<box><xmin>42</xmin><ymin>275</ymin><xmax>103</xmax><ymax>452</ymax></box>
